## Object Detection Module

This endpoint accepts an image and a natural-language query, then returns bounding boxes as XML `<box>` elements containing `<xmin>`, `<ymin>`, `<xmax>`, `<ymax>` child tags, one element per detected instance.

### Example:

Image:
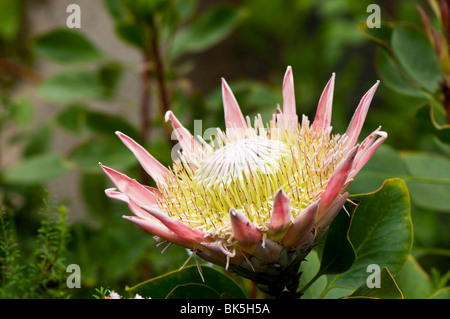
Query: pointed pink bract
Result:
<box><xmin>268</xmin><ymin>189</ymin><xmax>292</xmax><ymax>237</ymax></box>
<box><xmin>312</xmin><ymin>73</ymin><xmax>335</xmax><ymax>131</ymax></box>
<box><xmin>222</xmin><ymin>78</ymin><xmax>247</xmax><ymax>129</ymax></box>
<box><xmin>115</xmin><ymin>131</ymin><xmax>169</xmax><ymax>185</ymax></box>
<box><xmin>344</xmin><ymin>81</ymin><xmax>380</xmax><ymax>149</ymax></box>
<box><xmin>229</xmin><ymin>208</ymin><xmax>262</xmax><ymax>250</ymax></box>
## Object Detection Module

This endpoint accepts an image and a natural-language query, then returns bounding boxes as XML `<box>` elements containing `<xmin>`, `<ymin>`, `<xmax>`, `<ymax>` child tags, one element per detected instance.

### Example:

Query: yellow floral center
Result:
<box><xmin>157</xmin><ymin>120</ymin><xmax>345</xmax><ymax>241</ymax></box>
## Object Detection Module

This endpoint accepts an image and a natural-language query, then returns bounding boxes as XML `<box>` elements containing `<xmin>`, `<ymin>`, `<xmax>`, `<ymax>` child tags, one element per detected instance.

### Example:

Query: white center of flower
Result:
<box><xmin>194</xmin><ymin>136</ymin><xmax>290</xmax><ymax>187</ymax></box>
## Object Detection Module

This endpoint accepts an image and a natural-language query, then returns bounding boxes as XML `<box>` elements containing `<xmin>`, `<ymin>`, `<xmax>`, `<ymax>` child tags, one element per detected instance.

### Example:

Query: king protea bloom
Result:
<box><xmin>100</xmin><ymin>67</ymin><xmax>386</xmax><ymax>298</ymax></box>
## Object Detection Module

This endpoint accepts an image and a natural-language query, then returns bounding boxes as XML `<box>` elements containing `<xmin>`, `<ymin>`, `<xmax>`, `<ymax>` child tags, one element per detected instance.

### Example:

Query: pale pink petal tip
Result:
<box><xmin>164</xmin><ymin>110</ymin><xmax>202</xmax><ymax>156</ymax></box>
<box><xmin>282</xmin><ymin>66</ymin><xmax>297</xmax><ymax>118</ymax></box>
<box><xmin>115</xmin><ymin>131</ymin><xmax>168</xmax><ymax>185</ymax></box>
<box><xmin>229</xmin><ymin>208</ymin><xmax>262</xmax><ymax>250</ymax></box>
<box><xmin>312</xmin><ymin>73</ymin><xmax>335</xmax><ymax>131</ymax></box>
<box><xmin>268</xmin><ymin>189</ymin><xmax>292</xmax><ymax>238</ymax></box>
<box><xmin>100</xmin><ymin>163</ymin><xmax>159</xmax><ymax>207</ymax></box>
<box><xmin>345</xmin><ymin>81</ymin><xmax>380</xmax><ymax>149</ymax></box>
<box><xmin>221</xmin><ymin>78</ymin><xmax>247</xmax><ymax>129</ymax></box>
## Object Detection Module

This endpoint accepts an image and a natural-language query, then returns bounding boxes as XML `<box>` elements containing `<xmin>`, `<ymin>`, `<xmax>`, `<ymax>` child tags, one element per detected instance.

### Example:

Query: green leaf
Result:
<box><xmin>127</xmin><ymin>264</ymin><xmax>246</xmax><ymax>299</ymax></box>
<box><xmin>349</xmin><ymin>267</ymin><xmax>404</xmax><ymax>299</ymax></box>
<box><xmin>401</xmin><ymin>152</ymin><xmax>450</xmax><ymax>212</ymax></box>
<box><xmin>67</xmin><ymin>136</ymin><xmax>137</xmax><ymax>173</ymax></box>
<box><xmin>334</xmin><ymin>178</ymin><xmax>413</xmax><ymax>289</ymax></box>
<box><xmin>3</xmin><ymin>153</ymin><xmax>67</xmax><ymax>184</ymax></box>
<box><xmin>80</xmin><ymin>173</ymin><xmax>113</xmax><ymax>219</ymax></box>
<box><xmin>298</xmin><ymin>250</ymin><xmax>328</xmax><ymax>299</ymax></box>
<box><xmin>429</xmin><ymin>287</ymin><xmax>450</xmax><ymax>299</ymax></box>
<box><xmin>32</xmin><ymin>29</ymin><xmax>104</xmax><ymax>63</ymax></box>
<box><xmin>38</xmin><ymin>70</ymin><xmax>106</xmax><ymax>103</ymax></box>
<box><xmin>390</xmin><ymin>25</ymin><xmax>441</xmax><ymax>93</ymax></box>
<box><xmin>166</xmin><ymin>283</ymin><xmax>221</xmax><ymax>299</ymax></box>
<box><xmin>375</xmin><ymin>48</ymin><xmax>427</xmax><ymax>98</ymax></box>
<box><xmin>0</xmin><ymin>0</ymin><xmax>21</xmax><ymax>40</ymax></box>
<box><xmin>395</xmin><ymin>255</ymin><xmax>433</xmax><ymax>299</ymax></box>
<box><xmin>416</xmin><ymin>103</ymin><xmax>450</xmax><ymax>144</ymax></box>
<box><xmin>318</xmin><ymin>204</ymin><xmax>356</xmax><ymax>275</ymax></box>
<box><xmin>56</xmin><ymin>105</ymin><xmax>87</xmax><ymax>134</ymax></box>
<box><xmin>115</xmin><ymin>21</ymin><xmax>146</xmax><ymax>48</ymax></box>
<box><xmin>171</xmin><ymin>6</ymin><xmax>245</xmax><ymax>58</ymax></box>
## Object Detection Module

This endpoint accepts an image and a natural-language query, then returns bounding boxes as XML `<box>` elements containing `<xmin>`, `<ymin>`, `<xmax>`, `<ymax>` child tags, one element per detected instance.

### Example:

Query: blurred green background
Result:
<box><xmin>0</xmin><ymin>0</ymin><xmax>449</xmax><ymax>298</ymax></box>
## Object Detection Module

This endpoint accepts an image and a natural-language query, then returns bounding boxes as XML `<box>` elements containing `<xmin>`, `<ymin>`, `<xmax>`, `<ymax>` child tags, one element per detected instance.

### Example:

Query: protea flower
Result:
<box><xmin>100</xmin><ymin>67</ymin><xmax>386</xmax><ymax>298</ymax></box>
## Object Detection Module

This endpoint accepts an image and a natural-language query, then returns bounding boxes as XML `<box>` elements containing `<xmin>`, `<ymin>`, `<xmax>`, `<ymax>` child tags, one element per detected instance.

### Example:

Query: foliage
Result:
<box><xmin>0</xmin><ymin>196</ymin><xmax>71</xmax><ymax>298</ymax></box>
<box><xmin>0</xmin><ymin>0</ymin><xmax>448</xmax><ymax>299</ymax></box>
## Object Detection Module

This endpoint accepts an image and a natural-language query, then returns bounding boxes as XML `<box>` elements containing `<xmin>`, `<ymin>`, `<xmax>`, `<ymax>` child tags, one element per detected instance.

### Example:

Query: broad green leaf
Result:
<box><xmin>166</xmin><ymin>283</ymin><xmax>221</xmax><ymax>299</ymax></box>
<box><xmin>67</xmin><ymin>136</ymin><xmax>137</xmax><ymax>173</ymax></box>
<box><xmin>171</xmin><ymin>6</ymin><xmax>245</xmax><ymax>58</ymax></box>
<box><xmin>127</xmin><ymin>264</ymin><xmax>246</xmax><ymax>299</ymax></box>
<box><xmin>318</xmin><ymin>205</ymin><xmax>356</xmax><ymax>275</ymax></box>
<box><xmin>298</xmin><ymin>250</ymin><xmax>328</xmax><ymax>299</ymax></box>
<box><xmin>23</xmin><ymin>124</ymin><xmax>52</xmax><ymax>157</ymax></box>
<box><xmin>38</xmin><ymin>70</ymin><xmax>106</xmax><ymax>103</ymax></box>
<box><xmin>375</xmin><ymin>48</ymin><xmax>427</xmax><ymax>98</ymax></box>
<box><xmin>3</xmin><ymin>153</ymin><xmax>67</xmax><ymax>184</ymax></box>
<box><xmin>391</xmin><ymin>25</ymin><xmax>441</xmax><ymax>93</ymax></box>
<box><xmin>32</xmin><ymin>29</ymin><xmax>104</xmax><ymax>63</ymax></box>
<box><xmin>395</xmin><ymin>255</ymin><xmax>433</xmax><ymax>299</ymax></box>
<box><xmin>349</xmin><ymin>267</ymin><xmax>404</xmax><ymax>299</ymax></box>
<box><xmin>334</xmin><ymin>178</ymin><xmax>413</xmax><ymax>289</ymax></box>
<box><xmin>401</xmin><ymin>152</ymin><xmax>450</xmax><ymax>212</ymax></box>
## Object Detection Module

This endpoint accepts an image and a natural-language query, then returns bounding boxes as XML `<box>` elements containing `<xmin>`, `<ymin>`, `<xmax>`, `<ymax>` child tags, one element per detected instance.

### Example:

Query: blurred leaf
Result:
<box><xmin>3</xmin><ymin>153</ymin><xmax>67</xmax><ymax>184</ymax></box>
<box><xmin>127</xmin><ymin>264</ymin><xmax>246</xmax><ymax>299</ymax></box>
<box><xmin>67</xmin><ymin>136</ymin><xmax>137</xmax><ymax>173</ymax></box>
<box><xmin>38</xmin><ymin>70</ymin><xmax>106</xmax><ymax>103</ymax></box>
<box><xmin>416</xmin><ymin>104</ymin><xmax>450</xmax><ymax>144</ymax></box>
<box><xmin>174</xmin><ymin>0</ymin><xmax>198</xmax><ymax>21</ymax></box>
<box><xmin>98</xmin><ymin>62</ymin><xmax>123</xmax><ymax>98</ymax></box>
<box><xmin>429</xmin><ymin>287</ymin><xmax>450</xmax><ymax>299</ymax></box>
<box><xmin>401</xmin><ymin>152</ymin><xmax>450</xmax><ymax>212</ymax></box>
<box><xmin>318</xmin><ymin>205</ymin><xmax>356</xmax><ymax>275</ymax></box>
<box><xmin>104</xmin><ymin>0</ymin><xmax>124</xmax><ymax>22</ymax></box>
<box><xmin>115</xmin><ymin>21</ymin><xmax>146</xmax><ymax>48</ymax></box>
<box><xmin>171</xmin><ymin>6</ymin><xmax>245</xmax><ymax>58</ymax></box>
<box><xmin>390</xmin><ymin>25</ymin><xmax>441</xmax><ymax>93</ymax></box>
<box><xmin>395</xmin><ymin>255</ymin><xmax>433</xmax><ymax>299</ymax></box>
<box><xmin>334</xmin><ymin>178</ymin><xmax>412</xmax><ymax>289</ymax></box>
<box><xmin>32</xmin><ymin>29</ymin><xmax>105</xmax><ymax>63</ymax></box>
<box><xmin>56</xmin><ymin>105</ymin><xmax>87</xmax><ymax>134</ymax></box>
<box><xmin>10</xmin><ymin>97</ymin><xmax>34</xmax><ymax>126</ymax></box>
<box><xmin>0</xmin><ymin>0</ymin><xmax>21</xmax><ymax>40</ymax></box>
<box><xmin>375</xmin><ymin>48</ymin><xmax>428</xmax><ymax>98</ymax></box>
<box><xmin>80</xmin><ymin>173</ymin><xmax>112</xmax><ymax>219</ymax></box>
<box><xmin>23</xmin><ymin>124</ymin><xmax>52</xmax><ymax>157</ymax></box>
<box><xmin>349</xmin><ymin>267</ymin><xmax>404</xmax><ymax>299</ymax></box>
<box><xmin>358</xmin><ymin>21</ymin><xmax>394</xmax><ymax>53</ymax></box>
<box><xmin>85</xmin><ymin>111</ymin><xmax>140</xmax><ymax>141</ymax></box>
